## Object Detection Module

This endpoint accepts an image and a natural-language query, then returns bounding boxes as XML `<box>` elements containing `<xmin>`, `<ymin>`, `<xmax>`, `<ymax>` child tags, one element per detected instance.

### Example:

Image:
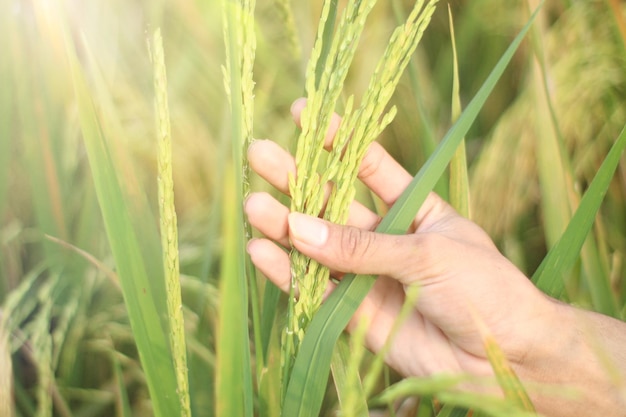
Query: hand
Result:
<box><xmin>244</xmin><ymin>98</ymin><xmax>626</xmax><ymax>416</ymax></box>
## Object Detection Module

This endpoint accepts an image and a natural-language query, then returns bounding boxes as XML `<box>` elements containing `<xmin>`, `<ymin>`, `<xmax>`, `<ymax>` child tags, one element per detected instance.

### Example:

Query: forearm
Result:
<box><xmin>519</xmin><ymin>301</ymin><xmax>626</xmax><ymax>416</ymax></box>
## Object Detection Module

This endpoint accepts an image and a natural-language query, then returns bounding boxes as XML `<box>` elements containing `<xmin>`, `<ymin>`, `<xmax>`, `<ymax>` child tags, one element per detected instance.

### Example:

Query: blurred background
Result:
<box><xmin>0</xmin><ymin>0</ymin><xmax>624</xmax><ymax>415</ymax></box>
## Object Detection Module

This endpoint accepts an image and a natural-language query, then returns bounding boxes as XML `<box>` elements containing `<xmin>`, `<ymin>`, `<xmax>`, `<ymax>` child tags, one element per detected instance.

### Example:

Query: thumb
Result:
<box><xmin>288</xmin><ymin>212</ymin><xmax>416</xmax><ymax>283</ymax></box>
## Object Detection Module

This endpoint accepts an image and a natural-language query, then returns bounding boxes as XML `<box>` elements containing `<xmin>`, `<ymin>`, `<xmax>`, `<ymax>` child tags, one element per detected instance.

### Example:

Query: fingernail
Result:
<box><xmin>288</xmin><ymin>213</ymin><xmax>328</xmax><ymax>247</ymax></box>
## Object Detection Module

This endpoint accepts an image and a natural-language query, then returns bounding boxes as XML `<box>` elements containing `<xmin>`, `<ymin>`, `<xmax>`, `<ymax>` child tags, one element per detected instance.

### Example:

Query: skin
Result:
<box><xmin>245</xmin><ymin>98</ymin><xmax>626</xmax><ymax>416</ymax></box>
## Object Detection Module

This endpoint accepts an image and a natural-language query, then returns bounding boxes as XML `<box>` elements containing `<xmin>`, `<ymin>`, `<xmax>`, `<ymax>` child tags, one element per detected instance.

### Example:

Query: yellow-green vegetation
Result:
<box><xmin>1</xmin><ymin>1</ymin><xmax>625</xmax><ymax>417</ymax></box>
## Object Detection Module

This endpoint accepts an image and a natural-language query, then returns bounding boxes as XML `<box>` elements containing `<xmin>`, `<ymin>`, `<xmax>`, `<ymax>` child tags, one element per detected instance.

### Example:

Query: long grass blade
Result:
<box><xmin>526</xmin><ymin>0</ymin><xmax>618</xmax><ymax>316</ymax></box>
<box><xmin>216</xmin><ymin>168</ymin><xmax>254</xmax><ymax>417</ymax></box>
<box><xmin>261</xmin><ymin>281</ymin><xmax>281</xmax><ymax>364</ymax></box>
<box><xmin>64</xmin><ymin>29</ymin><xmax>180</xmax><ymax>417</ymax></box>
<box><xmin>532</xmin><ymin>124</ymin><xmax>626</xmax><ymax>297</ymax></box>
<box><xmin>217</xmin><ymin>1</ymin><xmax>255</xmax><ymax>416</ymax></box>
<box><xmin>282</xmin><ymin>5</ymin><xmax>543</xmax><ymax>417</ymax></box>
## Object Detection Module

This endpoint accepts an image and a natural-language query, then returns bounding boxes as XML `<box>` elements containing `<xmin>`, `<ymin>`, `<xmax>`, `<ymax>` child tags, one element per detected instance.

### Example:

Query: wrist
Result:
<box><xmin>516</xmin><ymin>300</ymin><xmax>626</xmax><ymax>417</ymax></box>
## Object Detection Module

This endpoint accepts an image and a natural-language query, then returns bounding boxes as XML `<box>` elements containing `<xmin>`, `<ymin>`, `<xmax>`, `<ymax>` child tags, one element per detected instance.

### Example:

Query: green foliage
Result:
<box><xmin>1</xmin><ymin>1</ymin><xmax>625</xmax><ymax>416</ymax></box>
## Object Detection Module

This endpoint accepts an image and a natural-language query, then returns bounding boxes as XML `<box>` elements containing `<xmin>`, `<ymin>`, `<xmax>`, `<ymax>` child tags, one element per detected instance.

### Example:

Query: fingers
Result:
<box><xmin>287</xmin><ymin>212</ymin><xmax>419</xmax><ymax>285</ymax></box>
<box><xmin>246</xmin><ymin>190</ymin><xmax>381</xmax><ymax>253</ymax></box>
<box><xmin>358</xmin><ymin>141</ymin><xmax>413</xmax><ymax>207</ymax></box>
<box><xmin>245</xmin><ymin>192</ymin><xmax>290</xmax><ymax>248</ymax></box>
<box><xmin>248</xmin><ymin>140</ymin><xmax>294</xmax><ymax>195</ymax></box>
<box><xmin>246</xmin><ymin>238</ymin><xmax>291</xmax><ymax>292</ymax></box>
<box><xmin>248</xmin><ymin>141</ymin><xmax>381</xmax><ymax>231</ymax></box>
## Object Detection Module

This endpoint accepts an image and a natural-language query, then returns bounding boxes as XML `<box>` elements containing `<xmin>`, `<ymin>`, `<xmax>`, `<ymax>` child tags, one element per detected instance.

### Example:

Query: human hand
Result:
<box><xmin>245</xmin><ymin>98</ymin><xmax>557</xmax><ymax>378</ymax></box>
<box><xmin>244</xmin><ymin>99</ymin><xmax>626</xmax><ymax>416</ymax></box>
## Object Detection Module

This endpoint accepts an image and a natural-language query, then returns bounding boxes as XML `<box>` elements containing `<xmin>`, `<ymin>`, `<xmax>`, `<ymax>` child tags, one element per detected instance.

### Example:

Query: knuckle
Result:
<box><xmin>358</xmin><ymin>144</ymin><xmax>385</xmax><ymax>180</ymax></box>
<box><xmin>338</xmin><ymin>227</ymin><xmax>373</xmax><ymax>270</ymax></box>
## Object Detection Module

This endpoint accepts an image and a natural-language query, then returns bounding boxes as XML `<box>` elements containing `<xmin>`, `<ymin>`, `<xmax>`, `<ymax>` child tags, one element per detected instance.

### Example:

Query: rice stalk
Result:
<box><xmin>286</xmin><ymin>0</ymin><xmax>377</xmax><ymax>382</ymax></box>
<box><xmin>287</xmin><ymin>2</ymin><xmax>439</xmax><ymax>400</ymax></box>
<box><xmin>151</xmin><ymin>28</ymin><xmax>191</xmax><ymax>417</ymax></box>
<box><xmin>288</xmin><ymin>0</ymin><xmax>439</xmax><ymax>368</ymax></box>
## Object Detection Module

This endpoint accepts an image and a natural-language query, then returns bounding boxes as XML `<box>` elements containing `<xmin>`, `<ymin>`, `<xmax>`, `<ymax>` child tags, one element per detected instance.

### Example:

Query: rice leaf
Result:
<box><xmin>532</xmin><ymin>124</ymin><xmax>626</xmax><ymax>298</ymax></box>
<box><xmin>64</xmin><ymin>29</ymin><xmax>181</xmax><ymax>417</ymax></box>
<box><xmin>215</xmin><ymin>168</ymin><xmax>254</xmax><ymax>417</ymax></box>
<box><xmin>282</xmin><ymin>5</ymin><xmax>543</xmax><ymax>417</ymax></box>
<box><xmin>525</xmin><ymin>3</ymin><xmax>618</xmax><ymax>316</ymax></box>
<box><xmin>218</xmin><ymin>1</ymin><xmax>255</xmax><ymax>416</ymax></box>
<box><xmin>261</xmin><ymin>281</ymin><xmax>281</xmax><ymax>364</ymax></box>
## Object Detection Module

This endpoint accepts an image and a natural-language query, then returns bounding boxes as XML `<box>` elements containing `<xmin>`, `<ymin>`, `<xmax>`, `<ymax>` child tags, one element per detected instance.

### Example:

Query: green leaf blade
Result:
<box><xmin>532</xmin><ymin>124</ymin><xmax>626</xmax><ymax>304</ymax></box>
<box><xmin>66</xmin><ymin>37</ymin><xmax>181</xmax><ymax>417</ymax></box>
